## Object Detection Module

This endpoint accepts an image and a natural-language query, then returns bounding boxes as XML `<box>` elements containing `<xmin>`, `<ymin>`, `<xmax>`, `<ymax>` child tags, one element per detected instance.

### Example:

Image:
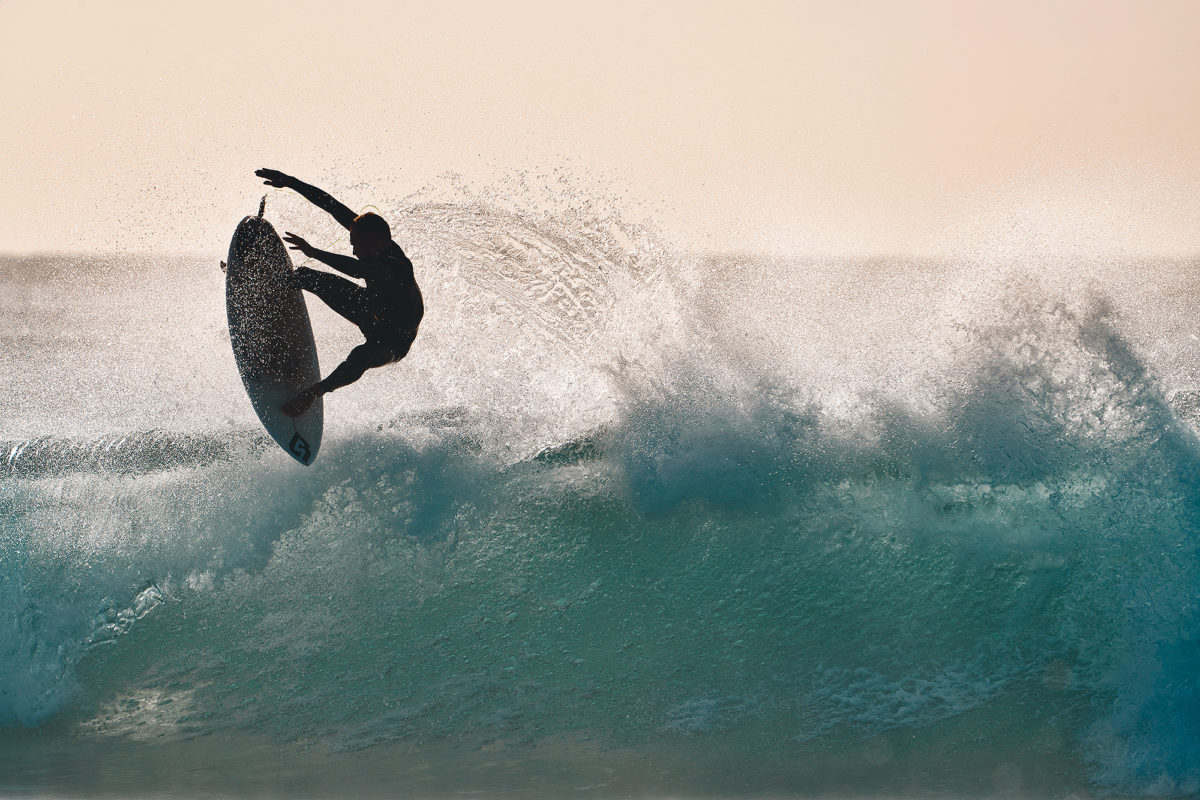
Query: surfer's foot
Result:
<box><xmin>282</xmin><ymin>388</ymin><xmax>318</xmax><ymax>417</ymax></box>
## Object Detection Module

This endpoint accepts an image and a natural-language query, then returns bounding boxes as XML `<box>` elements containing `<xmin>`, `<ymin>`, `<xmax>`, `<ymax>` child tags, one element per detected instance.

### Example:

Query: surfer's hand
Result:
<box><xmin>282</xmin><ymin>232</ymin><xmax>315</xmax><ymax>256</ymax></box>
<box><xmin>256</xmin><ymin>168</ymin><xmax>293</xmax><ymax>188</ymax></box>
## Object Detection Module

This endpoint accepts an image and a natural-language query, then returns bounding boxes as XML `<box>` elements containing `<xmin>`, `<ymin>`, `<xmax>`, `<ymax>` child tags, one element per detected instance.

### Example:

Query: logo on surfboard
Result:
<box><xmin>289</xmin><ymin>433</ymin><xmax>312</xmax><ymax>464</ymax></box>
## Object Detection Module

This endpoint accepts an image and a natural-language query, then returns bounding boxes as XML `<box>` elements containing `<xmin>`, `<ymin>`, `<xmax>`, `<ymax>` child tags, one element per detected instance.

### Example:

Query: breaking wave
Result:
<box><xmin>2</xmin><ymin>190</ymin><xmax>1199</xmax><ymax>796</ymax></box>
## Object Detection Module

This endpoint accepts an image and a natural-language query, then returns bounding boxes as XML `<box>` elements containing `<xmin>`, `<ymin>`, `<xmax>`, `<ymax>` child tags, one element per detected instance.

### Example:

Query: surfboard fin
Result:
<box><xmin>258</xmin><ymin>195</ymin><xmax>267</xmax><ymax>220</ymax></box>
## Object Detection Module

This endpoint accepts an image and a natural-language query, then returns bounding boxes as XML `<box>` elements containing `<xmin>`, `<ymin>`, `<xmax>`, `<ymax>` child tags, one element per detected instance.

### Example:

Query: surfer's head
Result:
<box><xmin>350</xmin><ymin>212</ymin><xmax>390</xmax><ymax>259</ymax></box>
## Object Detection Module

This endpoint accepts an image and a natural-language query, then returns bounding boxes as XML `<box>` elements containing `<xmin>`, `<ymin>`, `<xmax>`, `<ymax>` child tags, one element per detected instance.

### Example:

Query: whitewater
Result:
<box><xmin>2</xmin><ymin>182</ymin><xmax>1199</xmax><ymax>798</ymax></box>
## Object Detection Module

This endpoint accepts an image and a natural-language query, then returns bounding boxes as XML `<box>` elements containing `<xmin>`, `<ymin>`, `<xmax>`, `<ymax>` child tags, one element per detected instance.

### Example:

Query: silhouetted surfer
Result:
<box><xmin>255</xmin><ymin>168</ymin><xmax>424</xmax><ymax>417</ymax></box>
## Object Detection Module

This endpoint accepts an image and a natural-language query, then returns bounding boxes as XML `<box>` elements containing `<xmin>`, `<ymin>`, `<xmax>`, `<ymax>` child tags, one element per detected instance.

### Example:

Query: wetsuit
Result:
<box><xmin>284</xmin><ymin>178</ymin><xmax>424</xmax><ymax>395</ymax></box>
<box><xmin>292</xmin><ymin>242</ymin><xmax>423</xmax><ymax>393</ymax></box>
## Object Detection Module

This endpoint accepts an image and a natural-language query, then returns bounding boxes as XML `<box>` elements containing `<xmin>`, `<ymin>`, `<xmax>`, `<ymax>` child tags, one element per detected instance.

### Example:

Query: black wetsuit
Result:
<box><xmin>293</xmin><ymin>243</ymin><xmax>423</xmax><ymax>392</ymax></box>
<box><xmin>284</xmin><ymin>179</ymin><xmax>424</xmax><ymax>394</ymax></box>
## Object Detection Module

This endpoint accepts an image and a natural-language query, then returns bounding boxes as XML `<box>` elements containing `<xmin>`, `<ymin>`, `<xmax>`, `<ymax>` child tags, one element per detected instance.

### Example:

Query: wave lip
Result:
<box><xmin>1</xmin><ymin>429</ymin><xmax>267</xmax><ymax>478</ymax></box>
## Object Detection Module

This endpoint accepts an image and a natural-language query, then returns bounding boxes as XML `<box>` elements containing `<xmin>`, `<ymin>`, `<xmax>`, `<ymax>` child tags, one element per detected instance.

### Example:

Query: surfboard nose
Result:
<box><xmin>229</xmin><ymin>216</ymin><xmax>286</xmax><ymax>271</ymax></box>
<box><xmin>230</xmin><ymin>216</ymin><xmax>264</xmax><ymax>251</ymax></box>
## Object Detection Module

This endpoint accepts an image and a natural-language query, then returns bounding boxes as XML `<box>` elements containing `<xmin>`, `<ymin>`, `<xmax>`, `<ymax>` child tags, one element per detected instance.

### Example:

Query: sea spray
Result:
<box><xmin>2</xmin><ymin>189</ymin><xmax>1199</xmax><ymax>795</ymax></box>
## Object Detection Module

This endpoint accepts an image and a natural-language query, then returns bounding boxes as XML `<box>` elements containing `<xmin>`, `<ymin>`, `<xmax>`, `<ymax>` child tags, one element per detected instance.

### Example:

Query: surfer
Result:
<box><xmin>255</xmin><ymin>168</ymin><xmax>424</xmax><ymax>417</ymax></box>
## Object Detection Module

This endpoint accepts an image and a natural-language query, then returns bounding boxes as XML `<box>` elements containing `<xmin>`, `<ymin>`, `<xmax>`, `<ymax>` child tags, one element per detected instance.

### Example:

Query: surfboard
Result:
<box><xmin>224</xmin><ymin>200</ymin><xmax>323</xmax><ymax>465</ymax></box>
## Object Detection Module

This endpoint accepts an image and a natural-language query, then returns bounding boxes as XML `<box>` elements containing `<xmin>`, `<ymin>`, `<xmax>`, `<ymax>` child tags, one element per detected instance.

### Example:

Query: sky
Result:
<box><xmin>1</xmin><ymin>0</ymin><xmax>1199</xmax><ymax>257</ymax></box>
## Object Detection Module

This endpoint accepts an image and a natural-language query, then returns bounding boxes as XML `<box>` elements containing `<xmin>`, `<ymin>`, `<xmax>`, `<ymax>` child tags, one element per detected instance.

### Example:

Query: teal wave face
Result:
<box><xmin>3</xmin><ymin>204</ymin><xmax>1200</xmax><ymax>796</ymax></box>
<box><xmin>3</xmin><ymin>288</ymin><xmax>1200</xmax><ymax>797</ymax></box>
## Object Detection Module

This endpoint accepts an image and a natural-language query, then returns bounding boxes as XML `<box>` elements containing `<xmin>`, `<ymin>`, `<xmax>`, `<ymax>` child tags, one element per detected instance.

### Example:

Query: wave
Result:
<box><xmin>3</xmin><ymin>196</ymin><xmax>1200</xmax><ymax>795</ymax></box>
<box><xmin>1</xmin><ymin>429</ymin><xmax>269</xmax><ymax>478</ymax></box>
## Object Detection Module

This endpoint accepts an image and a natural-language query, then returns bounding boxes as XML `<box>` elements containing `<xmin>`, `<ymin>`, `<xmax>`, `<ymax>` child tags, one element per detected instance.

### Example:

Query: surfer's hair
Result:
<box><xmin>352</xmin><ymin>212</ymin><xmax>390</xmax><ymax>241</ymax></box>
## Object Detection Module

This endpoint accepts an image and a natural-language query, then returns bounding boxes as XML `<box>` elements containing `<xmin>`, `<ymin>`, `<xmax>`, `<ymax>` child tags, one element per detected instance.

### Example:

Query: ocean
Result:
<box><xmin>2</xmin><ymin>194</ymin><xmax>1199</xmax><ymax>798</ymax></box>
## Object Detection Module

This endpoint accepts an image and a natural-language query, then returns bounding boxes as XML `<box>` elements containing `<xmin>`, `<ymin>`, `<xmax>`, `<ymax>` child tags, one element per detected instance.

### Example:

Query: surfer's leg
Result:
<box><xmin>282</xmin><ymin>342</ymin><xmax>396</xmax><ymax>416</ymax></box>
<box><xmin>291</xmin><ymin>267</ymin><xmax>373</xmax><ymax>328</ymax></box>
<box><xmin>320</xmin><ymin>342</ymin><xmax>397</xmax><ymax>392</ymax></box>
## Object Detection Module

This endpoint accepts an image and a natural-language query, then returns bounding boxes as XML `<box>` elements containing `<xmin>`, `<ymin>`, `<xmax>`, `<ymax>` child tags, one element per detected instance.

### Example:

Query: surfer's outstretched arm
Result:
<box><xmin>256</xmin><ymin>168</ymin><xmax>357</xmax><ymax>230</ymax></box>
<box><xmin>301</xmin><ymin>247</ymin><xmax>370</xmax><ymax>278</ymax></box>
<box><xmin>281</xmin><ymin>234</ymin><xmax>389</xmax><ymax>281</ymax></box>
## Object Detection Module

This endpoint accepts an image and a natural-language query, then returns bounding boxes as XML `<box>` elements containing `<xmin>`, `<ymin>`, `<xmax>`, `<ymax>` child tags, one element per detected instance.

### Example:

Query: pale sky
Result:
<box><xmin>2</xmin><ymin>0</ymin><xmax>1199</xmax><ymax>256</ymax></box>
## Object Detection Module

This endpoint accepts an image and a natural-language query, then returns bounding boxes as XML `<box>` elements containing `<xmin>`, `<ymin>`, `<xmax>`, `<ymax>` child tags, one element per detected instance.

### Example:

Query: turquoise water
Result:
<box><xmin>2</xmin><ymin>196</ymin><xmax>1199</xmax><ymax>797</ymax></box>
